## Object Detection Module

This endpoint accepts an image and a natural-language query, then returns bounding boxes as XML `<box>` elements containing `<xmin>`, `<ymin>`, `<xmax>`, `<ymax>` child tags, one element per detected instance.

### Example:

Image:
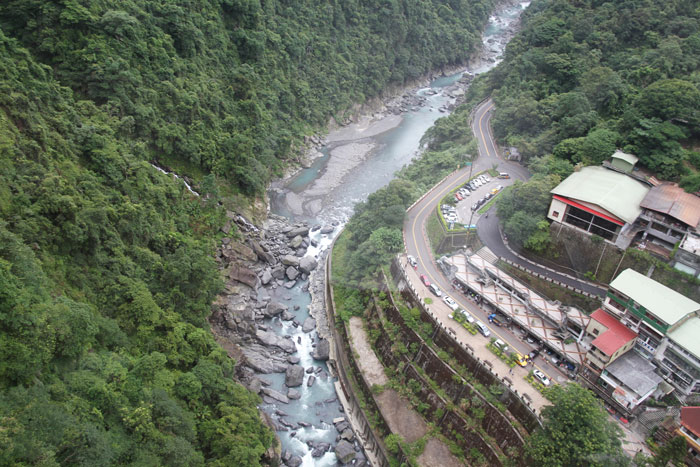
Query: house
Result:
<box><xmin>548</xmin><ymin>166</ymin><xmax>650</xmax><ymax>247</ymax></box>
<box><xmin>637</xmin><ymin>183</ymin><xmax>700</xmax><ymax>263</ymax></box>
<box><xmin>603</xmin><ymin>269</ymin><xmax>700</xmax><ymax>399</ymax></box>
<box><xmin>579</xmin><ymin>309</ymin><xmax>661</xmax><ymax>415</ymax></box>
<box><xmin>679</xmin><ymin>407</ymin><xmax>700</xmax><ymax>466</ymax></box>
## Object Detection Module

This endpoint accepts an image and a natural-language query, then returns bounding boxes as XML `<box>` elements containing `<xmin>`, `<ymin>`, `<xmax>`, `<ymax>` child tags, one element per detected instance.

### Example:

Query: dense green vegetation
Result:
<box><xmin>486</xmin><ymin>0</ymin><xmax>700</xmax><ymax>182</ymax></box>
<box><xmin>0</xmin><ymin>0</ymin><xmax>496</xmax><ymax>196</ymax></box>
<box><xmin>0</xmin><ymin>0</ymin><xmax>504</xmax><ymax>463</ymax></box>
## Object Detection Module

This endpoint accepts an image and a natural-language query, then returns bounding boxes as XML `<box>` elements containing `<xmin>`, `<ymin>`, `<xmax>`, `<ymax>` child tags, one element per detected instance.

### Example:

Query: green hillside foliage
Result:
<box><xmin>0</xmin><ymin>1</ymin><xmax>500</xmax><ymax>464</ymax></box>
<box><xmin>0</xmin><ymin>31</ymin><xmax>275</xmax><ymax>465</ymax></box>
<box><xmin>0</xmin><ymin>0</ymin><xmax>495</xmax><ymax>196</ymax></box>
<box><xmin>483</xmin><ymin>0</ymin><xmax>700</xmax><ymax>182</ymax></box>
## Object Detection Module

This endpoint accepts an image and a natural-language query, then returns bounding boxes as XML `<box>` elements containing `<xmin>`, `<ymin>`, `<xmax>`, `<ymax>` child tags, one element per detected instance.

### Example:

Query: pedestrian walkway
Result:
<box><xmin>476</xmin><ymin>246</ymin><xmax>498</xmax><ymax>264</ymax></box>
<box><xmin>401</xmin><ymin>262</ymin><xmax>549</xmax><ymax>411</ymax></box>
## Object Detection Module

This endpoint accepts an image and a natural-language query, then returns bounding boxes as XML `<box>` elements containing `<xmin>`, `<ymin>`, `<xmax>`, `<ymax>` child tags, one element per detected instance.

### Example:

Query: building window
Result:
<box><xmin>553</xmin><ymin>211</ymin><xmax>559</xmax><ymax>218</ymax></box>
<box><xmin>592</xmin><ymin>328</ymin><xmax>600</xmax><ymax>336</ymax></box>
<box><xmin>599</xmin><ymin>379</ymin><xmax>608</xmax><ymax>389</ymax></box>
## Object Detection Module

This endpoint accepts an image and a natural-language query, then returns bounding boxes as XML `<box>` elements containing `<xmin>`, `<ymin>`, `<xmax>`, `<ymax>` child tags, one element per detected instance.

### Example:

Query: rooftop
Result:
<box><xmin>668</xmin><ymin>317</ymin><xmax>700</xmax><ymax>360</ymax></box>
<box><xmin>640</xmin><ymin>183</ymin><xmax>700</xmax><ymax>228</ymax></box>
<box><xmin>590</xmin><ymin>309</ymin><xmax>637</xmax><ymax>356</ymax></box>
<box><xmin>611</xmin><ymin>150</ymin><xmax>639</xmax><ymax>166</ymax></box>
<box><xmin>681</xmin><ymin>407</ymin><xmax>700</xmax><ymax>439</ymax></box>
<box><xmin>610</xmin><ymin>269</ymin><xmax>700</xmax><ymax>326</ymax></box>
<box><xmin>551</xmin><ymin>166</ymin><xmax>650</xmax><ymax>224</ymax></box>
<box><xmin>604</xmin><ymin>350</ymin><xmax>663</xmax><ymax>397</ymax></box>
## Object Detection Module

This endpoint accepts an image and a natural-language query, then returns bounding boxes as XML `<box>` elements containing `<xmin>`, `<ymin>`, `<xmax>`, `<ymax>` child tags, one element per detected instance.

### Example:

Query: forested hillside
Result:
<box><xmin>484</xmin><ymin>0</ymin><xmax>700</xmax><ymax>183</ymax></box>
<box><xmin>0</xmin><ymin>1</ymin><xmax>497</xmax><ymax>464</ymax></box>
<box><xmin>1</xmin><ymin>0</ymin><xmax>495</xmax><ymax>195</ymax></box>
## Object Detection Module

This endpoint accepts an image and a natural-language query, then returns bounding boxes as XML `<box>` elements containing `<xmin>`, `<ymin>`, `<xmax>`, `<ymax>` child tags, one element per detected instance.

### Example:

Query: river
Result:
<box><xmin>264</xmin><ymin>2</ymin><xmax>529</xmax><ymax>465</ymax></box>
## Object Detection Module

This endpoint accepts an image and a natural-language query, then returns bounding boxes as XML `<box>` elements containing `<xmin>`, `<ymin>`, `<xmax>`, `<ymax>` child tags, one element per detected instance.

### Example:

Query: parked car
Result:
<box><xmin>497</xmin><ymin>172</ymin><xmax>510</xmax><ymax>179</ymax></box>
<box><xmin>475</xmin><ymin>321</ymin><xmax>491</xmax><ymax>337</ymax></box>
<box><xmin>459</xmin><ymin>309</ymin><xmax>475</xmax><ymax>323</ymax></box>
<box><xmin>515</xmin><ymin>353</ymin><xmax>530</xmax><ymax>367</ymax></box>
<box><xmin>493</xmin><ymin>339</ymin><xmax>509</xmax><ymax>352</ymax></box>
<box><xmin>533</xmin><ymin>369</ymin><xmax>551</xmax><ymax>386</ymax></box>
<box><xmin>407</xmin><ymin>255</ymin><xmax>417</xmax><ymax>269</ymax></box>
<box><xmin>420</xmin><ymin>274</ymin><xmax>430</xmax><ymax>287</ymax></box>
<box><xmin>429</xmin><ymin>283</ymin><xmax>442</xmax><ymax>297</ymax></box>
<box><xmin>442</xmin><ymin>295</ymin><xmax>459</xmax><ymax>311</ymax></box>
<box><xmin>528</xmin><ymin>349</ymin><xmax>540</xmax><ymax>360</ymax></box>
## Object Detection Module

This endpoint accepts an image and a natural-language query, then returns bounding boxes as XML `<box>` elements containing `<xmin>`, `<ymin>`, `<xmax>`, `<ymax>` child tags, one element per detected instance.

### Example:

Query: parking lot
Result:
<box><xmin>441</xmin><ymin>172</ymin><xmax>510</xmax><ymax>227</ymax></box>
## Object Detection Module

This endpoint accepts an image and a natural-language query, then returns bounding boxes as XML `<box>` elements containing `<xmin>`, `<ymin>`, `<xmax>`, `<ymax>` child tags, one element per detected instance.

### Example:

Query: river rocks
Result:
<box><xmin>241</xmin><ymin>345</ymin><xmax>289</xmax><ymax>374</ymax></box>
<box><xmin>320</xmin><ymin>225</ymin><xmax>335</xmax><ymax>234</ymax></box>
<box><xmin>311</xmin><ymin>443</ymin><xmax>330</xmax><ymax>458</ymax></box>
<box><xmin>287</xmin><ymin>226</ymin><xmax>310</xmax><ymax>238</ymax></box>
<box><xmin>289</xmin><ymin>235</ymin><xmax>304</xmax><ymax>249</ymax></box>
<box><xmin>256</xmin><ymin>330</ymin><xmax>296</xmax><ymax>353</ymax></box>
<box><xmin>307</xmin><ymin>375</ymin><xmax>316</xmax><ymax>387</ymax></box>
<box><xmin>250</xmin><ymin>240</ymin><xmax>275</xmax><ymax>264</ymax></box>
<box><xmin>335</xmin><ymin>440</ymin><xmax>356</xmax><ymax>464</ymax></box>
<box><xmin>285</xmin><ymin>364</ymin><xmax>305</xmax><ymax>387</ymax></box>
<box><xmin>298</xmin><ymin>256</ymin><xmax>318</xmax><ymax>274</ymax></box>
<box><xmin>228</xmin><ymin>264</ymin><xmax>258</xmax><ymax>288</ymax></box>
<box><xmin>312</xmin><ymin>338</ymin><xmax>330</xmax><ymax>361</ymax></box>
<box><xmin>281</xmin><ymin>255</ymin><xmax>300</xmax><ymax>267</ymax></box>
<box><xmin>287</xmin><ymin>355</ymin><xmax>300</xmax><ymax>364</ymax></box>
<box><xmin>271</xmin><ymin>265</ymin><xmax>287</xmax><ymax>279</ymax></box>
<box><xmin>287</xmin><ymin>455</ymin><xmax>302</xmax><ymax>467</ymax></box>
<box><xmin>261</xmin><ymin>387</ymin><xmax>289</xmax><ymax>404</ymax></box>
<box><xmin>287</xmin><ymin>389</ymin><xmax>301</xmax><ymax>400</ymax></box>
<box><xmin>261</xmin><ymin>269</ymin><xmax>272</xmax><ymax>285</ymax></box>
<box><xmin>286</xmin><ymin>266</ymin><xmax>299</xmax><ymax>281</ymax></box>
<box><xmin>284</xmin><ymin>281</ymin><xmax>296</xmax><ymax>288</ymax></box>
<box><xmin>281</xmin><ymin>310</ymin><xmax>294</xmax><ymax>321</ymax></box>
<box><xmin>302</xmin><ymin>317</ymin><xmax>316</xmax><ymax>333</ymax></box>
<box><xmin>266</xmin><ymin>301</ymin><xmax>287</xmax><ymax>317</ymax></box>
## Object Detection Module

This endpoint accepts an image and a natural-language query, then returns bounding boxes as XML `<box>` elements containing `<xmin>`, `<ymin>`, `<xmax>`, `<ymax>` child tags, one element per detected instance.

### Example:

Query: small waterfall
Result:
<box><xmin>149</xmin><ymin>162</ymin><xmax>200</xmax><ymax>196</ymax></box>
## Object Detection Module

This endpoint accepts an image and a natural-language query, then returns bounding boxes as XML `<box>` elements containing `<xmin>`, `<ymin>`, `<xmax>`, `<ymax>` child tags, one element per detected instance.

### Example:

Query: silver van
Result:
<box><xmin>429</xmin><ymin>283</ymin><xmax>442</xmax><ymax>297</ymax></box>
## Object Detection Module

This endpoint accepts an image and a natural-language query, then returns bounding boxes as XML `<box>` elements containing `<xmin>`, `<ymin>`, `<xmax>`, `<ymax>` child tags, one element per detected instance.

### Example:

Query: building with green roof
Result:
<box><xmin>548</xmin><ymin>166</ymin><xmax>650</xmax><ymax>247</ymax></box>
<box><xmin>603</xmin><ymin>268</ymin><xmax>700</xmax><ymax>399</ymax></box>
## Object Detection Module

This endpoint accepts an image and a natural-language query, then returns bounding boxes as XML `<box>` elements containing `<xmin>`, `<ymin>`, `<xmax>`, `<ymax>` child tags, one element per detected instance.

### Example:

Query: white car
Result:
<box><xmin>533</xmin><ymin>369</ymin><xmax>551</xmax><ymax>386</ymax></box>
<box><xmin>442</xmin><ymin>295</ymin><xmax>459</xmax><ymax>311</ymax></box>
<box><xmin>459</xmin><ymin>309</ymin><xmax>475</xmax><ymax>323</ymax></box>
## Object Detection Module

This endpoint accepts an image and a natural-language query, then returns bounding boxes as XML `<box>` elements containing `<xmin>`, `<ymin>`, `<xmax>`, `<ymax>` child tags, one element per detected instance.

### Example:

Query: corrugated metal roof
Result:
<box><xmin>681</xmin><ymin>407</ymin><xmax>700</xmax><ymax>439</ymax></box>
<box><xmin>640</xmin><ymin>183</ymin><xmax>700</xmax><ymax>228</ymax></box>
<box><xmin>551</xmin><ymin>166</ymin><xmax>650</xmax><ymax>224</ymax></box>
<box><xmin>610</xmin><ymin>269</ymin><xmax>700</xmax><ymax>326</ymax></box>
<box><xmin>611</xmin><ymin>150</ymin><xmax>638</xmax><ymax>166</ymax></box>
<box><xmin>669</xmin><ymin>317</ymin><xmax>700</xmax><ymax>360</ymax></box>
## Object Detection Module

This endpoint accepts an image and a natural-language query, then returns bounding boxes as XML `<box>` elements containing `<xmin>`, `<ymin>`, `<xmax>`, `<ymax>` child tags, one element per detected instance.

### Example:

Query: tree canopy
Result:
<box><xmin>526</xmin><ymin>383</ymin><xmax>627</xmax><ymax>467</ymax></box>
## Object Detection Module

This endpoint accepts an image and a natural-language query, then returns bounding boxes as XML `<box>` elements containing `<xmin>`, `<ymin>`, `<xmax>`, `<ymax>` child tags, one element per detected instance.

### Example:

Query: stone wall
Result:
<box><xmin>324</xmin><ymin>241</ymin><xmax>408</xmax><ymax>467</ymax></box>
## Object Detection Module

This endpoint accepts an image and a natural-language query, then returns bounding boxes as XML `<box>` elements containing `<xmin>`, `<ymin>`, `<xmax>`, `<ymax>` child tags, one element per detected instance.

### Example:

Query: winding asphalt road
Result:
<box><xmin>403</xmin><ymin>98</ymin><xmax>606</xmax><ymax>383</ymax></box>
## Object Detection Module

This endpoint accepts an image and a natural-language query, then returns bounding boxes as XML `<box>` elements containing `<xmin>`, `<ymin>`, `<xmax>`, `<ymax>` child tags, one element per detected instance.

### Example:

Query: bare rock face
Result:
<box><xmin>298</xmin><ymin>256</ymin><xmax>318</xmax><ymax>274</ymax></box>
<box><xmin>229</xmin><ymin>241</ymin><xmax>258</xmax><ymax>262</ymax></box>
<box><xmin>334</xmin><ymin>440</ymin><xmax>356</xmax><ymax>464</ymax></box>
<box><xmin>311</xmin><ymin>338</ymin><xmax>330</xmax><ymax>361</ymax></box>
<box><xmin>250</xmin><ymin>240</ymin><xmax>275</xmax><ymax>264</ymax></box>
<box><xmin>285</xmin><ymin>364</ymin><xmax>305</xmax><ymax>387</ymax></box>
<box><xmin>228</xmin><ymin>264</ymin><xmax>258</xmax><ymax>288</ymax></box>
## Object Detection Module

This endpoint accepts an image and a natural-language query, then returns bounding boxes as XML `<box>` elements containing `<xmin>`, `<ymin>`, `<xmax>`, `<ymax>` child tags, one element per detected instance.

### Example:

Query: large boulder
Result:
<box><xmin>286</xmin><ymin>266</ymin><xmax>299</xmax><ymax>281</ymax></box>
<box><xmin>228</xmin><ymin>264</ymin><xmax>258</xmax><ymax>288</ymax></box>
<box><xmin>287</xmin><ymin>388</ymin><xmax>301</xmax><ymax>400</ymax></box>
<box><xmin>261</xmin><ymin>387</ymin><xmax>289</xmax><ymax>404</ymax></box>
<box><xmin>320</xmin><ymin>225</ymin><xmax>335</xmax><ymax>234</ymax></box>
<box><xmin>287</xmin><ymin>226</ymin><xmax>310</xmax><ymax>238</ymax></box>
<box><xmin>271</xmin><ymin>265</ymin><xmax>286</xmax><ymax>279</ymax></box>
<box><xmin>287</xmin><ymin>456</ymin><xmax>303</xmax><ymax>467</ymax></box>
<box><xmin>265</xmin><ymin>301</ymin><xmax>287</xmax><ymax>317</ymax></box>
<box><xmin>334</xmin><ymin>440</ymin><xmax>356</xmax><ymax>464</ymax></box>
<box><xmin>312</xmin><ymin>338</ymin><xmax>330</xmax><ymax>361</ymax></box>
<box><xmin>256</xmin><ymin>330</ymin><xmax>296</xmax><ymax>353</ymax></box>
<box><xmin>281</xmin><ymin>255</ymin><xmax>300</xmax><ymax>267</ymax></box>
<box><xmin>289</xmin><ymin>235</ymin><xmax>304</xmax><ymax>249</ymax></box>
<box><xmin>250</xmin><ymin>240</ymin><xmax>275</xmax><ymax>264</ymax></box>
<box><xmin>285</xmin><ymin>364</ymin><xmax>305</xmax><ymax>387</ymax></box>
<box><xmin>302</xmin><ymin>317</ymin><xmax>316</xmax><ymax>333</ymax></box>
<box><xmin>298</xmin><ymin>256</ymin><xmax>318</xmax><ymax>274</ymax></box>
<box><xmin>261</xmin><ymin>269</ymin><xmax>273</xmax><ymax>285</ymax></box>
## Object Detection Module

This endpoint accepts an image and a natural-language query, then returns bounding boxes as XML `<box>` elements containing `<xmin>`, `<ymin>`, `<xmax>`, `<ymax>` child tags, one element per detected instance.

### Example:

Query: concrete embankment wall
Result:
<box><xmin>390</xmin><ymin>258</ymin><xmax>542</xmax><ymax>435</ymax></box>
<box><xmin>324</xmin><ymin>243</ymin><xmax>409</xmax><ymax>466</ymax></box>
